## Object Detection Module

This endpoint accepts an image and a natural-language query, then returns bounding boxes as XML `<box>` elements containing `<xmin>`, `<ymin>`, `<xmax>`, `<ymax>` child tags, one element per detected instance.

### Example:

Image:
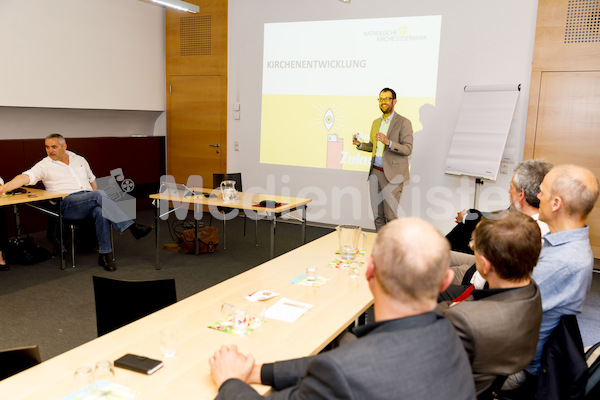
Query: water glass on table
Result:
<box><xmin>160</xmin><ymin>328</ymin><xmax>178</xmax><ymax>358</ymax></box>
<box><xmin>349</xmin><ymin>262</ymin><xmax>361</xmax><ymax>278</ymax></box>
<box><xmin>94</xmin><ymin>360</ymin><xmax>115</xmax><ymax>381</ymax></box>
<box><xmin>220</xmin><ymin>303</ymin><xmax>235</xmax><ymax>326</ymax></box>
<box><xmin>73</xmin><ymin>365</ymin><xmax>94</xmax><ymax>391</ymax></box>
<box><xmin>232</xmin><ymin>309</ymin><xmax>248</xmax><ymax>334</ymax></box>
<box><xmin>305</xmin><ymin>266</ymin><xmax>317</xmax><ymax>282</ymax></box>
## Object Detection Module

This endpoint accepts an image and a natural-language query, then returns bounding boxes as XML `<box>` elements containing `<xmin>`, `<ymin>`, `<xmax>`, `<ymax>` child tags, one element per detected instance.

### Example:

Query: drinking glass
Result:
<box><xmin>94</xmin><ymin>360</ymin><xmax>115</xmax><ymax>381</ymax></box>
<box><xmin>73</xmin><ymin>365</ymin><xmax>94</xmax><ymax>391</ymax></box>
<box><xmin>349</xmin><ymin>262</ymin><xmax>360</xmax><ymax>278</ymax></box>
<box><xmin>306</xmin><ymin>266</ymin><xmax>317</xmax><ymax>282</ymax></box>
<box><xmin>232</xmin><ymin>309</ymin><xmax>248</xmax><ymax>334</ymax></box>
<box><xmin>160</xmin><ymin>328</ymin><xmax>178</xmax><ymax>358</ymax></box>
<box><xmin>220</xmin><ymin>303</ymin><xmax>235</xmax><ymax>326</ymax></box>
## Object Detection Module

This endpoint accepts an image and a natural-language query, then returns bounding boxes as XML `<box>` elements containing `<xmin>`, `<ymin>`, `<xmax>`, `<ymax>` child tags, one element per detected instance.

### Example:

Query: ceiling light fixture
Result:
<box><xmin>151</xmin><ymin>0</ymin><xmax>199</xmax><ymax>13</ymax></box>
<box><xmin>338</xmin><ymin>0</ymin><xmax>351</xmax><ymax>3</ymax></box>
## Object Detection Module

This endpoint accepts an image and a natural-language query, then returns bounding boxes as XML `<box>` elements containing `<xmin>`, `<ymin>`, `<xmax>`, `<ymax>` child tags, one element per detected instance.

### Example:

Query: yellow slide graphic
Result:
<box><xmin>260</xmin><ymin>94</ymin><xmax>433</xmax><ymax>171</ymax></box>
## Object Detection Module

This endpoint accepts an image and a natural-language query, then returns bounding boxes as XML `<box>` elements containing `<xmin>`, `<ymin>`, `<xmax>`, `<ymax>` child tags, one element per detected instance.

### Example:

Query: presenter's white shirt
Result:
<box><xmin>24</xmin><ymin>150</ymin><xmax>96</xmax><ymax>194</ymax></box>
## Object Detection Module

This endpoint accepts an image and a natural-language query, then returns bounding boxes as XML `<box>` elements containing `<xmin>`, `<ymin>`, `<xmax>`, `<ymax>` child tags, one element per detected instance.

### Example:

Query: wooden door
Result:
<box><xmin>167</xmin><ymin>75</ymin><xmax>225</xmax><ymax>189</ymax></box>
<box><xmin>525</xmin><ymin>0</ymin><xmax>600</xmax><ymax>257</ymax></box>
<box><xmin>533</xmin><ymin>71</ymin><xmax>600</xmax><ymax>256</ymax></box>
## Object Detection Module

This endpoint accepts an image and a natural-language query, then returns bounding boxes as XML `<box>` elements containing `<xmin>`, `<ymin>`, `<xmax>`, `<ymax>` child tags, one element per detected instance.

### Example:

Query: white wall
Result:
<box><xmin>0</xmin><ymin>0</ymin><xmax>167</xmax><ymax>138</ymax></box>
<box><xmin>228</xmin><ymin>0</ymin><xmax>539</xmax><ymax>233</ymax></box>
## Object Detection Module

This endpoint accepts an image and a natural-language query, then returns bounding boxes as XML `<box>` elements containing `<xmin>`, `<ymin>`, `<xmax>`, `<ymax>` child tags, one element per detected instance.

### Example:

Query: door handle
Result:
<box><xmin>209</xmin><ymin>144</ymin><xmax>220</xmax><ymax>147</ymax></box>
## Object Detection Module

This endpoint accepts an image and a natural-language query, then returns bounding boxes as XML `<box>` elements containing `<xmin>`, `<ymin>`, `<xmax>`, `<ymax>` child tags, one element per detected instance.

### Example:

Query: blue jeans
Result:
<box><xmin>61</xmin><ymin>191</ymin><xmax>133</xmax><ymax>254</ymax></box>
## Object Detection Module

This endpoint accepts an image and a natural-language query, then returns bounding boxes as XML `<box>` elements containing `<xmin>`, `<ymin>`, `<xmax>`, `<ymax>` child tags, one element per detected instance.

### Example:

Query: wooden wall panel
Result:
<box><xmin>525</xmin><ymin>0</ymin><xmax>600</xmax><ymax>157</ymax></box>
<box><xmin>533</xmin><ymin>71</ymin><xmax>600</xmax><ymax>255</ymax></box>
<box><xmin>525</xmin><ymin>0</ymin><xmax>600</xmax><ymax>256</ymax></box>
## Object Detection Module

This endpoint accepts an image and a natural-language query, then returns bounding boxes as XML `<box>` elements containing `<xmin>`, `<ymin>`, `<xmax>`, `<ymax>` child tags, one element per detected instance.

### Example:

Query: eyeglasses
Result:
<box><xmin>378</xmin><ymin>97</ymin><xmax>394</xmax><ymax>102</ymax></box>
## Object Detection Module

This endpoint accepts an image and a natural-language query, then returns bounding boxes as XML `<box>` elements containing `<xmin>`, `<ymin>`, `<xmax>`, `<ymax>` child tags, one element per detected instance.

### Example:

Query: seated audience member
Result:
<box><xmin>0</xmin><ymin>134</ymin><xmax>152</xmax><ymax>272</ymax></box>
<box><xmin>208</xmin><ymin>218</ymin><xmax>476</xmax><ymax>400</ymax></box>
<box><xmin>0</xmin><ymin>208</ymin><xmax>8</xmax><ymax>271</ymax></box>
<box><xmin>510</xmin><ymin>164</ymin><xmax>599</xmax><ymax>389</ymax></box>
<box><xmin>437</xmin><ymin>212</ymin><xmax>543</xmax><ymax>396</ymax></box>
<box><xmin>446</xmin><ymin>159</ymin><xmax>552</xmax><ymax>291</ymax></box>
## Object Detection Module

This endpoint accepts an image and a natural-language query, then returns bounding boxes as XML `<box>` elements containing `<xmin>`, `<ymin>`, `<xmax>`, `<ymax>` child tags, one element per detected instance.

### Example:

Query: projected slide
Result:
<box><xmin>260</xmin><ymin>16</ymin><xmax>442</xmax><ymax>171</ymax></box>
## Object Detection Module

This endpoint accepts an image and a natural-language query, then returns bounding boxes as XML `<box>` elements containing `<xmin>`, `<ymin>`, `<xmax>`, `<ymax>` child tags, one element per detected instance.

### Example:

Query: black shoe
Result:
<box><xmin>0</xmin><ymin>264</ymin><xmax>9</xmax><ymax>272</ymax></box>
<box><xmin>129</xmin><ymin>223</ymin><xmax>152</xmax><ymax>240</ymax></box>
<box><xmin>98</xmin><ymin>253</ymin><xmax>116</xmax><ymax>272</ymax></box>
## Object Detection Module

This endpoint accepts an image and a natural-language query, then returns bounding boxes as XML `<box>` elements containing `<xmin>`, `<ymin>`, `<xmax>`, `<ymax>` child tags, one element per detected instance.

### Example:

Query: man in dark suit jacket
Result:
<box><xmin>209</xmin><ymin>218</ymin><xmax>476</xmax><ymax>400</ymax></box>
<box><xmin>353</xmin><ymin>88</ymin><xmax>413</xmax><ymax>231</ymax></box>
<box><xmin>437</xmin><ymin>212</ymin><xmax>543</xmax><ymax>396</ymax></box>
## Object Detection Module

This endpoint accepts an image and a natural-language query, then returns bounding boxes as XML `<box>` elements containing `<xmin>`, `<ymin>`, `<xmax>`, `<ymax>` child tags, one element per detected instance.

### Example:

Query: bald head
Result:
<box><xmin>540</xmin><ymin>165</ymin><xmax>599</xmax><ymax>220</ymax></box>
<box><xmin>371</xmin><ymin>218</ymin><xmax>450</xmax><ymax>306</ymax></box>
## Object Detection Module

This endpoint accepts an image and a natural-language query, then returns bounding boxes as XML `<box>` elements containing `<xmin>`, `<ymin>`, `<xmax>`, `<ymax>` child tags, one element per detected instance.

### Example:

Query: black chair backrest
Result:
<box><xmin>585</xmin><ymin>341</ymin><xmax>600</xmax><ymax>399</ymax></box>
<box><xmin>0</xmin><ymin>345</ymin><xmax>41</xmax><ymax>380</ymax></box>
<box><xmin>213</xmin><ymin>173</ymin><xmax>242</xmax><ymax>192</ymax></box>
<box><xmin>537</xmin><ymin>314</ymin><xmax>587</xmax><ymax>400</ymax></box>
<box><xmin>93</xmin><ymin>276</ymin><xmax>177</xmax><ymax>336</ymax></box>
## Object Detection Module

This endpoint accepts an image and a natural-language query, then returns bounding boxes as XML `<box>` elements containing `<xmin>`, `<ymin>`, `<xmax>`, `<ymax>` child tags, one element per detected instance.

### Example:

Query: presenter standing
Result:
<box><xmin>353</xmin><ymin>88</ymin><xmax>413</xmax><ymax>231</ymax></box>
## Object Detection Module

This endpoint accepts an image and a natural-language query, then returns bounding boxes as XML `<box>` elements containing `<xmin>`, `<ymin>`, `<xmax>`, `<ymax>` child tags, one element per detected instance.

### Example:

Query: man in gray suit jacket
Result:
<box><xmin>437</xmin><ymin>212</ymin><xmax>543</xmax><ymax>396</ymax></box>
<box><xmin>352</xmin><ymin>88</ymin><xmax>413</xmax><ymax>231</ymax></box>
<box><xmin>209</xmin><ymin>218</ymin><xmax>475</xmax><ymax>400</ymax></box>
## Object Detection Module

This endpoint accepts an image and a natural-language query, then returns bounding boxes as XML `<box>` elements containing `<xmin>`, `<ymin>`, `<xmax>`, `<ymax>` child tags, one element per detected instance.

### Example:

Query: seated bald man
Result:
<box><xmin>208</xmin><ymin>218</ymin><xmax>475</xmax><ymax>400</ymax></box>
<box><xmin>511</xmin><ymin>164</ymin><xmax>600</xmax><ymax>391</ymax></box>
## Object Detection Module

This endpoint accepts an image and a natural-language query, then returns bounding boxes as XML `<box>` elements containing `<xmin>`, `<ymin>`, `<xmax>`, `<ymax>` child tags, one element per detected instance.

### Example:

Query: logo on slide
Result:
<box><xmin>364</xmin><ymin>25</ymin><xmax>427</xmax><ymax>41</ymax></box>
<box><xmin>323</xmin><ymin>108</ymin><xmax>335</xmax><ymax>131</ymax></box>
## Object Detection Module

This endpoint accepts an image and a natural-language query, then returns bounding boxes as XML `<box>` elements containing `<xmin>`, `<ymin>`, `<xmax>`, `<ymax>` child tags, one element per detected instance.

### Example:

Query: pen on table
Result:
<box><xmin>283</xmin><ymin>302</ymin><xmax>310</xmax><ymax>309</ymax></box>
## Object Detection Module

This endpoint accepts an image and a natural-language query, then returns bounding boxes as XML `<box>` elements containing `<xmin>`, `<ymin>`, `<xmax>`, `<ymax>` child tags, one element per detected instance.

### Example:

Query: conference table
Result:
<box><xmin>0</xmin><ymin>230</ymin><xmax>375</xmax><ymax>399</ymax></box>
<box><xmin>0</xmin><ymin>187</ymin><xmax>68</xmax><ymax>269</ymax></box>
<box><xmin>150</xmin><ymin>189</ymin><xmax>312</xmax><ymax>269</ymax></box>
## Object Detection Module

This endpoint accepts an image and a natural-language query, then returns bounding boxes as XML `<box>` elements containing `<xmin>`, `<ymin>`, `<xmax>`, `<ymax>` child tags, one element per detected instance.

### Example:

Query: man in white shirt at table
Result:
<box><xmin>208</xmin><ymin>218</ymin><xmax>476</xmax><ymax>400</ymax></box>
<box><xmin>0</xmin><ymin>133</ymin><xmax>151</xmax><ymax>271</ymax></box>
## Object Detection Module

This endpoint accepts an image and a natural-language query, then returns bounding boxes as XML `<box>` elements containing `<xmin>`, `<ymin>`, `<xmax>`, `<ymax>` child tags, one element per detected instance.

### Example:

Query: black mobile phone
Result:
<box><xmin>114</xmin><ymin>353</ymin><xmax>164</xmax><ymax>375</ymax></box>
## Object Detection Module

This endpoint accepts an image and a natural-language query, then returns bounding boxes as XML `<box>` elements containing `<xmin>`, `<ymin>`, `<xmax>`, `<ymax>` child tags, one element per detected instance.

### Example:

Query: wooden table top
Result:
<box><xmin>150</xmin><ymin>189</ymin><xmax>312</xmax><ymax>213</ymax></box>
<box><xmin>0</xmin><ymin>188</ymin><xmax>67</xmax><ymax>207</ymax></box>
<box><xmin>0</xmin><ymin>231</ymin><xmax>375</xmax><ymax>399</ymax></box>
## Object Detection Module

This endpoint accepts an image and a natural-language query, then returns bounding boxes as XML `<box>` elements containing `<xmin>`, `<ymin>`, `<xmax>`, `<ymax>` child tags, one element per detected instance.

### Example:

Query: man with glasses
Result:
<box><xmin>352</xmin><ymin>88</ymin><xmax>413</xmax><ymax>231</ymax></box>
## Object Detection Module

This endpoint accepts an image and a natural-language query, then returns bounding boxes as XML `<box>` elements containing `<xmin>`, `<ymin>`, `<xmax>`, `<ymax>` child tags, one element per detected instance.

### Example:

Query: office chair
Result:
<box><xmin>0</xmin><ymin>345</ymin><xmax>41</xmax><ymax>380</ymax></box>
<box><xmin>210</xmin><ymin>173</ymin><xmax>258</xmax><ymax>247</ymax></box>
<box><xmin>92</xmin><ymin>276</ymin><xmax>177</xmax><ymax>336</ymax></box>
<box><xmin>49</xmin><ymin>214</ymin><xmax>115</xmax><ymax>268</ymax></box>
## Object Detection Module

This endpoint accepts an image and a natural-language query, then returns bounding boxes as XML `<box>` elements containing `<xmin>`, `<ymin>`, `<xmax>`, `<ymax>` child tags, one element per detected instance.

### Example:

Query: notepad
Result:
<box><xmin>264</xmin><ymin>297</ymin><xmax>313</xmax><ymax>323</ymax></box>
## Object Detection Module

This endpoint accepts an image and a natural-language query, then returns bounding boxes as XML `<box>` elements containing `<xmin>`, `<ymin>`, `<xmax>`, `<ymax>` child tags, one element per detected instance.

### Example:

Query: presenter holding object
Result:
<box><xmin>355</xmin><ymin>88</ymin><xmax>414</xmax><ymax>231</ymax></box>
